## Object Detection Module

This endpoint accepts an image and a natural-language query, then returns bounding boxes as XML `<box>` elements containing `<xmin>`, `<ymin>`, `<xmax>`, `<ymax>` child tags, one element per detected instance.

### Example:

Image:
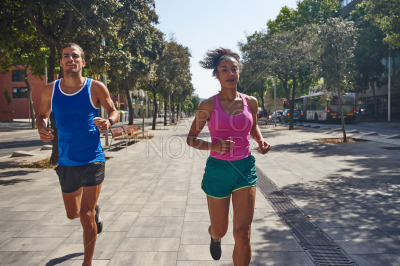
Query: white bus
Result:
<box><xmin>293</xmin><ymin>92</ymin><xmax>356</xmax><ymax>122</ymax></box>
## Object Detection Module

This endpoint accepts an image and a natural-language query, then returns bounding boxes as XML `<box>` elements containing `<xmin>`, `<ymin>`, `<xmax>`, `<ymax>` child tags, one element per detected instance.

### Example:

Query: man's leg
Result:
<box><xmin>80</xmin><ymin>183</ymin><xmax>102</xmax><ymax>266</ymax></box>
<box><xmin>232</xmin><ymin>186</ymin><xmax>256</xmax><ymax>266</ymax></box>
<box><xmin>62</xmin><ymin>188</ymin><xmax>83</xmax><ymax>220</ymax></box>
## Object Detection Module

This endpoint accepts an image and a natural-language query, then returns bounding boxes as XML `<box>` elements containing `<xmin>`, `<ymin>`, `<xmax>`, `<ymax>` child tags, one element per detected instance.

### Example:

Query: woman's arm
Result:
<box><xmin>247</xmin><ymin>96</ymin><xmax>270</xmax><ymax>154</ymax></box>
<box><xmin>187</xmin><ymin>98</ymin><xmax>234</xmax><ymax>153</ymax></box>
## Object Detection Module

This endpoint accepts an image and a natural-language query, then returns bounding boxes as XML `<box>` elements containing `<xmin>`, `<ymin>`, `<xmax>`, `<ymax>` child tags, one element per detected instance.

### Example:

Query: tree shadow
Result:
<box><xmin>0</xmin><ymin>161</ymin><xmax>20</xmax><ymax>170</ymax></box>
<box><xmin>0</xmin><ymin>169</ymin><xmax>39</xmax><ymax>186</ymax></box>
<box><xmin>1</xmin><ymin>139</ymin><xmax>46</xmax><ymax>149</ymax></box>
<box><xmin>45</xmin><ymin>253</ymin><xmax>84</xmax><ymax>266</ymax></box>
<box><xmin>263</xmin><ymin>139</ymin><xmax>400</xmax><ymax>240</ymax></box>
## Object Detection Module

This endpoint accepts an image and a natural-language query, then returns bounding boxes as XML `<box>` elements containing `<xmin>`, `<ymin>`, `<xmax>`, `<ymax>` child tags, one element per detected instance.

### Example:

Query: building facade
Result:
<box><xmin>0</xmin><ymin>67</ymin><xmax>155</xmax><ymax>122</ymax></box>
<box><xmin>0</xmin><ymin>69</ymin><xmax>45</xmax><ymax>121</ymax></box>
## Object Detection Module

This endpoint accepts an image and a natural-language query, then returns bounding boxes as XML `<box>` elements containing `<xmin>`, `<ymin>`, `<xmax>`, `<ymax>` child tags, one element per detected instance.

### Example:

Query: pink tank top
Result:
<box><xmin>208</xmin><ymin>93</ymin><xmax>253</xmax><ymax>161</ymax></box>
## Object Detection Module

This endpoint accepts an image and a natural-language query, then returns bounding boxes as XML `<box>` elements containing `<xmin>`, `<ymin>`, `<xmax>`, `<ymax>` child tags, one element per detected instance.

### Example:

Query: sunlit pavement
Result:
<box><xmin>0</xmin><ymin>118</ymin><xmax>399</xmax><ymax>265</ymax></box>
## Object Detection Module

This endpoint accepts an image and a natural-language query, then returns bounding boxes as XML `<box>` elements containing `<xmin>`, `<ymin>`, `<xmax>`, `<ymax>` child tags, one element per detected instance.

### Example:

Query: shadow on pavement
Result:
<box><xmin>0</xmin><ymin>169</ymin><xmax>39</xmax><ymax>186</ymax></box>
<box><xmin>45</xmin><ymin>253</ymin><xmax>84</xmax><ymax>266</ymax></box>
<box><xmin>0</xmin><ymin>139</ymin><xmax>46</xmax><ymax>149</ymax></box>
<box><xmin>268</xmin><ymin>140</ymin><xmax>400</xmax><ymax>241</ymax></box>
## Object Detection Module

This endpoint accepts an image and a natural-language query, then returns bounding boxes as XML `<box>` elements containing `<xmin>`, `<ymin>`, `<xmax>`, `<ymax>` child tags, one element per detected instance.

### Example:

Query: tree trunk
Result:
<box><xmin>289</xmin><ymin>77</ymin><xmax>296</xmax><ymax>130</ymax></box>
<box><xmin>22</xmin><ymin>67</ymin><xmax>36</xmax><ymax>129</ymax></box>
<box><xmin>164</xmin><ymin>97</ymin><xmax>168</xmax><ymax>126</ymax></box>
<box><xmin>48</xmin><ymin>45</ymin><xmax>56</xmax><ymax>83</ymax></box>
<box><xmin>49</xmin><ymin>114</ymin><xmax>58</xmax><ymax>165</ymax></box>
<box><xmin>171</xmin><ymin>100</ymin><xmax>175</xmax><ymax>124</ymax></box>
<box><xmin>371</xmin><ymin>82</ymin><xmax>378</xmax><ymax>121</ymax></box>
<box><xmin>259</xmin><ymin>88</ymin><xmax>266</xmax><ymax>117</ymax></box>
<box><xmin>152</xmin><ymin>90</ymin><xmax>158</xmax><ymax>130</ymax></box>
<box><xmin>124</xmin><ymin>80</ymin><xmax>134</xmax><ymax>125</ymax></box>
<box><xmin>338</xmin><ymin>90</ymin><xmax>347</xmax><ymax>142</ymax></box>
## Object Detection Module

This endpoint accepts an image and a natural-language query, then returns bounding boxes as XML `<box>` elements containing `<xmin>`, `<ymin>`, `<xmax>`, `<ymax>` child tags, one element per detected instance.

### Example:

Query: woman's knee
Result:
<box><xmin>209</xmin><ymin>225</ymin><xmax>228</xmax><ymax>240</ymax></box>
<box><xmin>233</xmin><ymin>226</ymin><xmax>251</xmax><ymax>242</ymax></box>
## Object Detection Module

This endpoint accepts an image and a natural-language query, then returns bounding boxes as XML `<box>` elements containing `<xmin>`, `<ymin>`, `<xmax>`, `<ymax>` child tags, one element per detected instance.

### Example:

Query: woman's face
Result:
<box><xmin>216</xmin><ymin>57</ymin><xmax>240</xmax><ymax>88</ymax></box>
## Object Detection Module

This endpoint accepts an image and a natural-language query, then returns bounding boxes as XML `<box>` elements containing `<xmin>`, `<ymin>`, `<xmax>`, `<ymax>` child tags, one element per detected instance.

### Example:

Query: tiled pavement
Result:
<box><xmin>0</xmin><ymin>119</ymin><xmax>399</xmax><ymax>265</ymax></box>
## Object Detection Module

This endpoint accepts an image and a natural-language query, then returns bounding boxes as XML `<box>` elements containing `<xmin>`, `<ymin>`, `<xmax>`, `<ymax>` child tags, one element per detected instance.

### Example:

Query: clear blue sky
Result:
<box><xmin>155</xmin><ymin>0</ymin><xmax>299</xmax><ymax>99</ymax></box>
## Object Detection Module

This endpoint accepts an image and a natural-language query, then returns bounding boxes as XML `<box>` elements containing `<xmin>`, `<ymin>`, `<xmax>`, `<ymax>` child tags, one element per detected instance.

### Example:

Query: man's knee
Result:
<box><xmin>79</xmin><ymin>208</ymin><xmax>95</xmax><ymax>228</ymax></box>
<box><xmin>66</xmin><ymin>210</ymin><xmax>80</xmax><ymax>220</ymax></box>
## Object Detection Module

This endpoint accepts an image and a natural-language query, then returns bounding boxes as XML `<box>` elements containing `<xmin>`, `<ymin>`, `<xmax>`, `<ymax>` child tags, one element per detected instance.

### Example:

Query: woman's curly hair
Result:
<box><xmin>199</xmin><ymin>48</ymin><xmax>242</xmax><ymax>77</ymax></box>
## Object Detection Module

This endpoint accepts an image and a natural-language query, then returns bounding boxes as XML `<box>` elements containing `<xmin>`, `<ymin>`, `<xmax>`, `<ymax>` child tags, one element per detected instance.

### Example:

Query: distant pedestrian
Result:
<box><xmin>36</xmin><ymin>43</ymin><xmax>118</xmax><ymax>266</ymax></box>
<box><xmin>187</xmin><ymin>48</ymin><xmax>270</xmax><ymax>265</ymax></box>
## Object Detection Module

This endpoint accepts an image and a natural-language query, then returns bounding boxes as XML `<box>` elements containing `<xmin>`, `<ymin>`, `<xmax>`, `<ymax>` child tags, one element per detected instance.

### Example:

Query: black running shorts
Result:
<box><xmin>55</xmin><ymin>162</ymin><xmax>105</xmax><ymax>193</ymax></box>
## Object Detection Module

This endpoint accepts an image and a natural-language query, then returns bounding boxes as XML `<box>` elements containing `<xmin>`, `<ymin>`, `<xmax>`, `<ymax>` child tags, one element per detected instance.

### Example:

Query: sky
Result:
<box><xmin>154</xmin><ymin>0</ymin><xmax>299</xmax><ymax>99</ymax></box>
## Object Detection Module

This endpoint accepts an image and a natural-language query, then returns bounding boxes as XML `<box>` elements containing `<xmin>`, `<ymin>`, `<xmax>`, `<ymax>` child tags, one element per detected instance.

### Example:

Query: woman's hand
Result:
<box><xmin>211</xmin><ymin>137</ymin><xmax>235</xmax><ymax>153</ymax></box>
<box><xmin>257</xmin><ymin>140</ymin><xmax>270</xmax><ymax>154</ymax></box>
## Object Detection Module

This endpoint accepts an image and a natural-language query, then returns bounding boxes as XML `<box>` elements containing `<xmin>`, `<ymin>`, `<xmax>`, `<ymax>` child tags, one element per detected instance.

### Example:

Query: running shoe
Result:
<box><xmin>95</xmin><ymin>204</ymin><xmax>103</xmax><ymax>234</ymax></box>
<box><xmin>210</xmin><ymin>237</ymin><xmax>221</xmax><ymax>260</ymax></box>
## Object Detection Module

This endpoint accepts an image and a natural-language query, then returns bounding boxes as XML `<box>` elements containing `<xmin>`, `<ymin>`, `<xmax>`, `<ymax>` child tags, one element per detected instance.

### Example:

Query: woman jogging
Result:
<box><xmin>187</xmin><ymin>48</ymin><xmax>270</xmax><ymax>265</ymax></box>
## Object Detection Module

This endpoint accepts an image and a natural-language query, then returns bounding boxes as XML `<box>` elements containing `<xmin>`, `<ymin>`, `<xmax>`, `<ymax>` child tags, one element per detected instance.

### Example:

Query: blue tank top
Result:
<box><xmin>52</xmin><ymin>78</ymin><xmax>105</xmax><ymax>166</ymax></box>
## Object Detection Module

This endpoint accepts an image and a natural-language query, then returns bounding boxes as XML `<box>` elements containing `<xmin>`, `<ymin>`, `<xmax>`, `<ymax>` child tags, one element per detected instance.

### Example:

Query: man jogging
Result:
<box><xmin>36</xmin><ymin>43</ymin><xmax>118</xmax><ymax>266</ymax></box>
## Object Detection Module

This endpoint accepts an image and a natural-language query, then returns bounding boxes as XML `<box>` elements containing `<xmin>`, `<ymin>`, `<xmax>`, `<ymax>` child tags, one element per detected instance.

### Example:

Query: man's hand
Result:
<box><xmin>257</xmin><ymin>140</ymin><xmax>271</xmax><ymax>154</ymax></box>
<box><xmin>38</xmin><ymin>127</ymin><xmax>54</xmax><ymax>142</ymax></box>
<box><xmin>93</xmin><ymin>117</ymin><xmax>110</xmax><ymax>131</ymax></box>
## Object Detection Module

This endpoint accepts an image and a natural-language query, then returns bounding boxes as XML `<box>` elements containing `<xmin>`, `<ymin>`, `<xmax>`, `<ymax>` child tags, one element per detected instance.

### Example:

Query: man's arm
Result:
<box><xmin>91</xmin><ymin>80</ymin><xmax>119</xmax><ymax>131</ymax></box>
<box><xmin>36</xmin><ymin>83</ymin><xmax>55</xmax><ymax>142</ymax></box>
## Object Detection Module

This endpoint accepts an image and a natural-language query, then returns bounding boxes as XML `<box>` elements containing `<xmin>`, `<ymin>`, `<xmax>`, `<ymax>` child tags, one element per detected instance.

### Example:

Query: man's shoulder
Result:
<box><xmin>89</xmin><ymin>79</ymin><xmax>104</xmax><ymax>86</ymax></box>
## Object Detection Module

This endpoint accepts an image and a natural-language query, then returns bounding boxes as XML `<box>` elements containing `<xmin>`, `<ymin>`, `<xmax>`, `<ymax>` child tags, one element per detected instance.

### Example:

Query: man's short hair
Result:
<box><xmin>62</xmin><ymin>43</ymin><xmax>85</xmax><ymax>60</ymax></box>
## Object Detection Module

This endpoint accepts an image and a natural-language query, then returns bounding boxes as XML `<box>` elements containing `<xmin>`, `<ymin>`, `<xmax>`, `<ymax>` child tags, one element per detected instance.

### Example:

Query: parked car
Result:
<box><xmin>281</xmin><ymin>109</ymin><xmax>302</xmax><ymax>123</ymax></box>
<box><xmin>257</xmin><ymin>110</ymin><xmax>268</xmax><ymax>119</ymax></box>
<box><xmin>271</xmin><ymin>110</ymin><xmax>283</xmax><ymax>122</ymax></box>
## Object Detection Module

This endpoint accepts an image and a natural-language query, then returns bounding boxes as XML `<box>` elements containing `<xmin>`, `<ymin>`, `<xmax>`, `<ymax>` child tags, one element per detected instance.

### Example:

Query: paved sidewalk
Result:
<box><xmin>0</xmin><ymin>119</ymin><xmax>399</xmax><ymax>265</ymax></box>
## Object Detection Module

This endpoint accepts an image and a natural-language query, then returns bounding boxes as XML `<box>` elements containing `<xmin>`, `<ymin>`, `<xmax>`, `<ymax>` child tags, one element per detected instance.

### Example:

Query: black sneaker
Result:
<box><xmin>210</xmin><ymin>237</ymin><xmax>221</xmax><ymax>260</ymax></box>
<box><xmin>95</xmin><ymin>204</ymin><xmax>103</xmax><ymax>234</ymax></box>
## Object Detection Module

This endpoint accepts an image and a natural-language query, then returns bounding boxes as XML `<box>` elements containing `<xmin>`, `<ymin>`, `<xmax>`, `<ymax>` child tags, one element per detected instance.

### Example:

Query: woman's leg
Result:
<box><xmin>232</xmin><ymin>186</ymin><xmax>256</xmax><ymax>266</ymax></box>
<box><xmin>207</xmin><ymin>195</ymin><xmax>231</xmax><ymax>241</ymax></box>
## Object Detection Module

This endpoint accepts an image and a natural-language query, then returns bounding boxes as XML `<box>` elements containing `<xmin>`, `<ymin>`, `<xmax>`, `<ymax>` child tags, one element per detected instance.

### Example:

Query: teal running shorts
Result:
<box><xmin>201</xmin><ymin>155</ymin><xmax>257</xmax><ymax>199</ymax></box>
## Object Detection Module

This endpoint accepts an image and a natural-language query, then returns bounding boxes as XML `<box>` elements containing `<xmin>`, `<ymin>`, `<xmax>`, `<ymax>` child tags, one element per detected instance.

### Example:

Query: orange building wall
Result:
<box><xmin>0</xmin><ymin>68</ymin><xmax>46</xmax><ymax>121</ymax></box>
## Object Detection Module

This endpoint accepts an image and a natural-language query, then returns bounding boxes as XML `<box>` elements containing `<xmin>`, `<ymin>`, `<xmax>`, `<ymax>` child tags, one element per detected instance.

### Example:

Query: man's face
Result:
<box><xmin>60</xmin><ymin>46</ymin><xmax>85</xmax><ymax>73</ymax></box>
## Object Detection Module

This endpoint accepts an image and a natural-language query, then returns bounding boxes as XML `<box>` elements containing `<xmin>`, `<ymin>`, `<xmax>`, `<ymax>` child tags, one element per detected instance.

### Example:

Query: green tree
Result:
<box><xmin>0</xmin><ymin>1</ymin><xmax>48</xmax><ymax>129</ymax></box>
<box><xmin>155</xmin><ymin>40</ymin><xmax>192</xmax><ymax>125</ymax></box>
<box><xmin>351</xmin><ymin>3</ymin><xmax>387</xmax><ymax>120</ymax></box>
<box><xmin>241</xmin><ymin>25</ymin><xmax>317</xmax><ymax>129</ymax></box>
<box><xmin>296</xmin><ymin>0</ymin><xmax>340</xmax><ymax>26</ymax></box>
<box><xmin>318</xmin><ymin>17</ymin><xmax>358</xmax><ymax>142</ymax></box>
<box><xmin>266</xmin><ymin>6</ymin><xmax>297</xmax><ymax>34</ymax></box>
<box><xmin>364</xmin><ymin>0</ymin><xmax>400</xmax><ymax>49</ymax></box>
